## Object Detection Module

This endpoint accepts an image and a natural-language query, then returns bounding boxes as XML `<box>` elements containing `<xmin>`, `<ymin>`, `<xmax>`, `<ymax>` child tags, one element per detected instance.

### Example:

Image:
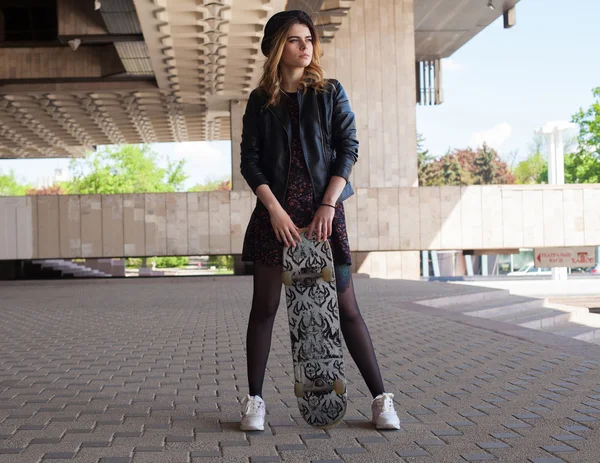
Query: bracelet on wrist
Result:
<box><xmin>320</xmin><ymin>203</ymin><xmax>335</xmax><ymax>209</ymax></box>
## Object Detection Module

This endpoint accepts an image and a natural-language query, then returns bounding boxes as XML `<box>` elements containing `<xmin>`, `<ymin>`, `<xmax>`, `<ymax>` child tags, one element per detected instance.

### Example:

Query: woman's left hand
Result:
<box><xmin>307</xmin><ymin>205</ymin><xmax>336</xmax><ymax>242</ymax></box>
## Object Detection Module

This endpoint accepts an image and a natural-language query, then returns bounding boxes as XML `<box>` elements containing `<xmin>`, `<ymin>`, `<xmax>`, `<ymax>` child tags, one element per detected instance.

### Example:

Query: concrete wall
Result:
<box><xmin>319</xmin><ymin>0</ymin><xmax>418</xmax><ymax>189</ymax></box>
<box><xmin>317</xmin><ymin>0</ymin><xmax>420</xmax><ymax>278</ymax></box>
<box><xmin>2</xmin><ymin>184</ymin><xmax>599</xmax><ymax>262</ymax></box>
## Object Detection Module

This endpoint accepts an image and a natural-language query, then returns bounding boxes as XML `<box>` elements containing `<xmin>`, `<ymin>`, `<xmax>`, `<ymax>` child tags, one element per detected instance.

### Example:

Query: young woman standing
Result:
<box><xmin>239</xmin><ymin>10</ymin><xmax>400</xmax><ymax>432</ymax></box>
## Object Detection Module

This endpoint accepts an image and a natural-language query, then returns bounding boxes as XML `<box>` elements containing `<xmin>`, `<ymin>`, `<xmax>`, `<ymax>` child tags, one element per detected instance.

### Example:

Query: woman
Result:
<box><xmin>239</xmin><ymin>9</ymin><xmax>400</xmax><ymax>431</ymax></box>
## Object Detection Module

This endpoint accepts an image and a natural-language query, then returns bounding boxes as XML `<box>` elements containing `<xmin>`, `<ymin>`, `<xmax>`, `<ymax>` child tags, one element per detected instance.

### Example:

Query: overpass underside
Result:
<box><xmin>3</xmin><ymin>0</ymin><xmax>592</xmax><ymax>280</ymax></box>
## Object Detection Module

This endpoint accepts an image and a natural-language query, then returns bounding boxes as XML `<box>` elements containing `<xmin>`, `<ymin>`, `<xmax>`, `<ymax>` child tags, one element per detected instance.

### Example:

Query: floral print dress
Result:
<box><xmin>241</xmin><ymin>91</ymin><xmax>352</xmax><ymax>267</ymax></box>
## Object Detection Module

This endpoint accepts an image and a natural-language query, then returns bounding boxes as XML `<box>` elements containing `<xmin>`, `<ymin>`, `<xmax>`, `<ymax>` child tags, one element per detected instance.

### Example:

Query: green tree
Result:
<box><xmin>473</xmin><ymin>144</ymin><xmax>505</xmax><ymax>184</ymax></box>
<box><xmin>514</xmin><ymin>151</ymin><xmax>547</xmax><ymax>184</ymax></box>
<box><xmin>564</xmin><ymin>152</ymin><xmax>600</xmax><ymax>183</ymax></box>
<box><xmin>419</xmin><ymin>144</ymin><xmax>515</xmax><ymax>186</ymax></box>
<box><xmin>66</xmin><ymin>145</ymin><xmax>188</xmax><ymax>194</ymax></box>
<box><xmin>151</xmin><ymin>256</ymin><xmax>189</xmax><ymax>268</ymax></box>
<box><xmin>26</xmin><ymin>184</ymin><xmax>67</xmax><ymax>195</ymax></box>
<box><xmin>0</xmin><ymin>170</ymin><xmax>30</xmax><ymax>196</ymax></box>
<box><xmin>566</xmin><ymin>86</ymin><xmax>600</xmax><ymax>183</ymax></box>
<box><xmin>417</xmin><ymin>133</ymin><xmax>436</xmax><ymax>186</ymax></box>
<box><xmin>207</xmin><ymin>255</ymin><xmax>233</xmax><ymax>270</ymax></box>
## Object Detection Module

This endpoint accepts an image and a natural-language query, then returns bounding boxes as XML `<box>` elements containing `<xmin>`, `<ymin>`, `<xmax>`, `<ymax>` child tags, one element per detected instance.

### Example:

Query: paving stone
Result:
<box><xmin>529</xmin><ymin>459</ymin><xmax>567</xmax><ymax>463</ymax></box>
<box><xmin>302</xmin><ymin>433</ymin><xmax>330</xmax><ymax>440</ymax></box>
<box><xmin>357</xmin><ymin>437</ymin><xmax>387</xmax><ymax>444</ymax></box>
<box><xmin>81</xmin><ymin>441</ymin><xmax>112</xmax><ymax>448</ymax></box>
<box><xmin>0</xmin><ymin>449</ymin><xmax>25</xmax><ymax>454</ymax></box>
<box><xmin>191</xmin><ymin>451</ymin><xmax>221</xmax><ymax>457</ymax></box>
<box><xmin>335</xmin><ymin>447</ymin><xmax>367</xmax><ymax>454</ymax></box>
<box><xmin>561</xmin><ymin>425</ymin><xmax>590</xmax><ymax>432</ymax></box>
<box><xmin>449</xmin><ymin>421</ymin><xmax>476</xmax><ymax>427</ymax></box>
<box><xmin>165</xmin><ymin>435</ymin><xmax>194</xmax><ymax>442</ymax></box>
<box><xmin>2</xmin><ymin>278</ymin><xmax>600</xmax><ymax>463</ymax></box>
<box><xmin>18</xmin><ymin>424</ymin><xmax>46</xmax><ymax>430</ymax></box>
<box><xmin>277</xmin><ymin>444</ymin><xmax>306</xmax><ymax>451</ymax></box>
<box><xmin>477</xmin><ymin>442</ymin><xmax>510</xmax><ymax>449</ymax></box>
<box><xmin>433</xmin><ymin>429</ymin><xmax>463</xmax><ymax>437</ymax></box>
<box><xmin>114</xmin><ymin>432</ymin><xmax>143</xmax><ymax>438</ymax></box>
<box><xmin>30</xmin><ymin>438</ymin><xmax>62</xmax><ymax>444</ymax></box>
<box><xmin>219</xmin><ymin>440</ymin><xmax>250</xmax><ymax>447</ymax></box>
<box><xmin>551</xmin><ymin>434</ymin><xmax>585</xmax><ymax>441</ymax></box>
<box><xmin>43</xmin><ymin>453</ymin><xmax>78</xmax><ymax>459</ymax></box>
<box><xmin>134</xmin><ymin>447</ymin><xmax>163</xmax><ymax>452</ymax></box>
<box><xmin>397</xmin><ymin>449</ymin><xmax>430</xmax><ymax>457</ymax></box>
<box><xmin>491</xmin><ymin>432</ymin><xmax>521</xmax><ymax>439</ymax></box>
<box><xmin>416</xmin><ymin>439</ymin><xmax>445</xmax><ymax>446</ymax></box>
<box><xmin>504</xmin><ymin>422</ymin><xmax>532</xmax><ymax>429</ymax></box>
<box><xmin>542</xmin><ymin>445</ymin><xmax>577</xmax><ymax>452</ymax></box>
<box><xmin>462</xmin><ymin>454</ymin><xmax>496</xmax><ymax>461</ymax></box>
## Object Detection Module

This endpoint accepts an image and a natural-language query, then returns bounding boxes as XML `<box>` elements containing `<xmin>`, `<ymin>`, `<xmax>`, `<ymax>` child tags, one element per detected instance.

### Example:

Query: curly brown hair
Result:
<box><xmin>258</xmin><ymin>19</ymin><xmax>328</xmax><ymax>107</ymax></box>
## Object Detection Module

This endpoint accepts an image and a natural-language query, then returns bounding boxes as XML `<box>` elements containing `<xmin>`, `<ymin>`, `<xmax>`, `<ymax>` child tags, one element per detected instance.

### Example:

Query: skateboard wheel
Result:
<box><xmin>282</xmin><ymin>271</ymin><xmax>294</xmax><ymax>286</ymax></box>
<box><xmin>322</xmin><ymin>267</ymin><xmax>334</xmax><ymax>282</ymax></box>
<box><xmin>294</xmin><ymin>382</ymin><xmax>304</xmax><ymax>398</ymax></box>
<box><xmin>334</xmin><ymin>379</ymin><xmax>345</xmax><ymax>395</ymax></box>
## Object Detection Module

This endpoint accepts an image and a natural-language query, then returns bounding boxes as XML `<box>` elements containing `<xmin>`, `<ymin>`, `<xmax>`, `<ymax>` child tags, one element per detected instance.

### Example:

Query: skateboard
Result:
<box><xmin>282</xmin><ymin>228</ymin><xmax>347</xmax><ymax>428</ymax></box>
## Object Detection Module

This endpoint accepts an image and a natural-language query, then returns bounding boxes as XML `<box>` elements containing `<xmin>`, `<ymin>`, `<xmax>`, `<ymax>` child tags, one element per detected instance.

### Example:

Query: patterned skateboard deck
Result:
<box><xmin>282</xmin><ymin>228</ymin><xmax>347</xmax><ymax>428</ymax></box>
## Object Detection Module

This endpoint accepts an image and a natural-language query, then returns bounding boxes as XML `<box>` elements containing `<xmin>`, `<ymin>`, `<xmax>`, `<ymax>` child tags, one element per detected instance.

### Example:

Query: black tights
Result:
<box><xmin>245</xmin><ymin>261</ymin><xmax>385</xmax><ymax>399</ymax></box>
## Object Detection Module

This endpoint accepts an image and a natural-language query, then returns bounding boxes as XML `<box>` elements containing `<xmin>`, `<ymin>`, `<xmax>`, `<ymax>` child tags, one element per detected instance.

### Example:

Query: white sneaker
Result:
<box><xmin>372</xmin><ymin>392</ymin><xmax>401</xmax><ymax>430</ymax></box>
<box><xmin>240</xmin><ymin>395</ymin><xmax>266</xmax><ymax>431</ymax></box>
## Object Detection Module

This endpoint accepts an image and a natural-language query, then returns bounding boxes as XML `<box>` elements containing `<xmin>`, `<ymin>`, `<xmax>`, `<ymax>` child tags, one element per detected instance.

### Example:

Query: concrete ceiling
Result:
<box><xmin>0</xmin><ymin>0</ymin><xmax>522</xmax><ymax>158</ymax></box>
<box><xmin>414</xmin><ymin>0</ymin><xmax>521</xmax><ymax>60</ymax></box>
<box><xmin>296</xmin><ymin>0</ymin><xmax>522</xmax><ymax>60</ymax></box>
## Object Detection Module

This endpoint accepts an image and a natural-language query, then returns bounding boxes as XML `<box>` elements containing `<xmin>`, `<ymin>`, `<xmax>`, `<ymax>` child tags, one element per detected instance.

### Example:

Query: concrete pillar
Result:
<box><xmin>230</xmin><ymin>99</ymin><xmax>251</xmax><ymax>192</ymax></box>
<box><xmin>320</xmin><ymin>0</ymin><xmax>418</xmax><ymax>189</ymax></box>
<box><xmin>321</xmin><ymin>0</ymin><xmax>419</xmax><ymax>279</ymax></box>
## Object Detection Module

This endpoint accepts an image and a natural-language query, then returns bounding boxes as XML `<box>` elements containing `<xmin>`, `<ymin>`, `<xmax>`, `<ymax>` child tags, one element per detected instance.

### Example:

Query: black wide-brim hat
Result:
<box><xmin>261</xmin><ymin>10</ymin><xmax>314</xmax><ymax>57</ymax></box>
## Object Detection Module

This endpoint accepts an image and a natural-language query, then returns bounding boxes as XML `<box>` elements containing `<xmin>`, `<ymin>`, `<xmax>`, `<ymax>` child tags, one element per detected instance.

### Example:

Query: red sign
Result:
<box><xmin>534</xmin><ymin>247</ymin><xmax>597</xmax><ymax>268</ymax></box>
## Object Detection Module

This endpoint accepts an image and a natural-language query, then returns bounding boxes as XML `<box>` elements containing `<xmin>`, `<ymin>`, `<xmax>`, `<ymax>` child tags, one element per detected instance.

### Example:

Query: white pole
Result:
<box><xmin>544</xmin><ymin>124</ymin><xmax>569</xmax><ymax>280</ymax></box>
<box><xmin>555</xmin><ymin>128</ymin><xmax>565</xmax><ymax>186</ymax></box>
<box><xmin>547</xmin><ymin>129</ymin><xmax>556</xmax><ymax>184</ymax></box>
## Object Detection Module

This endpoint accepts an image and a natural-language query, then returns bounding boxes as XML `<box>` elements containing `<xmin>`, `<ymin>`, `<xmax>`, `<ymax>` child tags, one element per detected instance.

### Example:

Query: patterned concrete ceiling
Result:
<box><xmin>0</xmin><ymin>0</ymin><xmax>520</xmax><ymax>158</ymax></box>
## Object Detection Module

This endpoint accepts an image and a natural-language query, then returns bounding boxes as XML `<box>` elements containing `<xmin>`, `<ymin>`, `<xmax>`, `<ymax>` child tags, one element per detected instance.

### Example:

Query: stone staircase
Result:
<box><xmin>28</xmin><ymin>259</ymin><xmax>111</xmax><ymax>278</ymax></box>
<box><xmin>416</xmin><ymin>288</ymin><xmax>600</xmax><ymax>345</ymax></box>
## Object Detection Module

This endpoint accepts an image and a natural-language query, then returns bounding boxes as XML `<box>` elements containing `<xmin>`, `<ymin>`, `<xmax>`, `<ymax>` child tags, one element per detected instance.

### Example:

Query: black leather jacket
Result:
<box><xmin>240</xmin><ymin>79</ymin><xmax>357</xmax><ymax>208</ymax></box>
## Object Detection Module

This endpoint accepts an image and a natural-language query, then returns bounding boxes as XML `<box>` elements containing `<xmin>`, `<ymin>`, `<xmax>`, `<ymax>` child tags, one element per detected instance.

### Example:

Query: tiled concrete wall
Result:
<box><xmin>320</xmin><ymin>0</ymin><xmax>418</xmax><ymax>189</ymax></box>
<box><xmin>1</xmin><ymin>185</ymin><xmax>599</xmax><ymax>261</ymax></box>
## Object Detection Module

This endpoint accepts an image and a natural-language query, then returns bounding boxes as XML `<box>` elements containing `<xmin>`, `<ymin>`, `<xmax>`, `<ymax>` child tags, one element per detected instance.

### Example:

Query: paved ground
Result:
<box><xmin>0</xmin><ymin>276</ymin><xmax>599</xmax><ymax>463</ymax></box>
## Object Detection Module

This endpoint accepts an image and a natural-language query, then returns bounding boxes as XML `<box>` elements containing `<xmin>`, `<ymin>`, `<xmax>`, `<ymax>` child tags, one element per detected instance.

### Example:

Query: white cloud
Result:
<box><xmin>443</xmin><ymin>58</ymin><xmax>464</xmax><ymax>73</ymax></box>
<box><xmin>468</xmin><ymin>123</ymin><xmax>512</xmax><ymax>150</ymax></box>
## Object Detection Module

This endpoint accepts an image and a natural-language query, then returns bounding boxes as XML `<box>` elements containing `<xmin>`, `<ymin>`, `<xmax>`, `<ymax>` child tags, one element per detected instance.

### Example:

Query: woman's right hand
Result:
<box><xmin>269</xmin><ymin>206</ymin><xmax>302</xmax><ymax>248</ymax></box>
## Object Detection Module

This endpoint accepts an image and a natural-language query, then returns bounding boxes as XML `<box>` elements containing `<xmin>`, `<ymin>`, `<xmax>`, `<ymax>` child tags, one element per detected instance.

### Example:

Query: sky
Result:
<box><xmin>1</xmin><ymin>0</ymin><xmax>598</xmax><ymax>189</ymax></box>
<box><xmin>417</xmin><ymin>0</ymin><xmax>600</xmax><ymax>165</ymax></box>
